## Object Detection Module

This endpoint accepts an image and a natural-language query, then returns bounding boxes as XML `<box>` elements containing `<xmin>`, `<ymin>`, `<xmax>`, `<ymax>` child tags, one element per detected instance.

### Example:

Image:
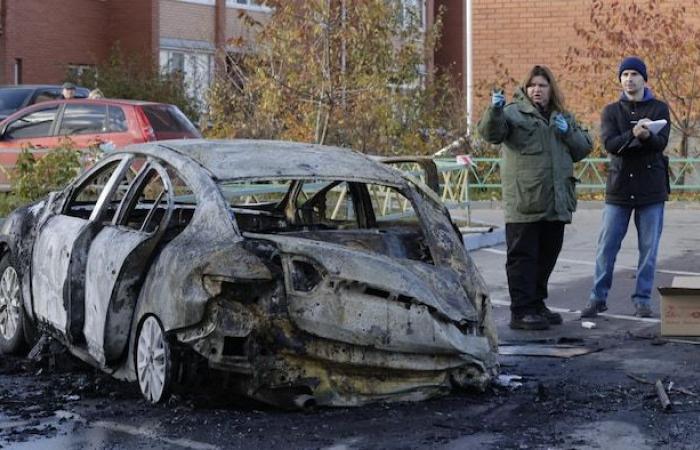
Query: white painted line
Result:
<box><xmin>490</xmin><ymin>298</ymin><xmax>660</xmax><ymax>324</ymax></box>
<box><xmin>53</xmin><ymin>411</ymin><xmax>218</xmax><ymax>450</ymax></box>
<box><xmin>90</xmin><ymin>420</ymin><xmax>220</xmax><ymax>450</ymax></box>
<box><xmin>480</xmin><ymin>248</ymin><xmax>700</xmax><ymax>277</ymax></box>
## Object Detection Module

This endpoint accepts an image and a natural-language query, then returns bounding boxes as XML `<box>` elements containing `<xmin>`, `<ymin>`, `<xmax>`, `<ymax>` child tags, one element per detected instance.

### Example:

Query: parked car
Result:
<box><xmin>0</xmin><ymin>84</ymin><xmax>90</xmax><ymax>120</ymax></box>
<box><xmin>0</xmin><ymin>99</ymin><xmax>201</xmax><ymax>189</ymax></box>
<box><xmin>0</xmin><ymin>139</ymin><xmax>497</xmax><ymax>408</ymax></box>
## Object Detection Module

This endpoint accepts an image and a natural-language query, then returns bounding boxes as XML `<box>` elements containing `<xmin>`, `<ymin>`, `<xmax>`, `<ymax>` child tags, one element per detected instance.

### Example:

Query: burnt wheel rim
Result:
<box><xmin>0</xmin><ymin>266</ymin><xmax>20</xmax><ymax>341</ymax></box>
<box><xmin>136</xmin><ymin>316</ymin><xmax>167</xmax><ymax>403</ymax></box>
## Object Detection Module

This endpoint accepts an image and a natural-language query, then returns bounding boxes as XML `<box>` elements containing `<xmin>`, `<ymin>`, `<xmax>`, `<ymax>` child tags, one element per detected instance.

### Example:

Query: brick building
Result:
<box><xmin>0</xmin><ymin>0</ymin><xmax>157</xmax><ymax>85</ymax></box>
<box><xmin>1</xmin><ymin>0</ymin><xmax>696</xmax><ymax>120</ymax></box>
<box><xmin>436</xmin><ymin>0</ymin><xmax>700</xmax><ymax>124</ymax></box>
<box><xmin>0</xmin><ymin>1</ymin><xmax>430</xmax><ymax>98</ymax></box>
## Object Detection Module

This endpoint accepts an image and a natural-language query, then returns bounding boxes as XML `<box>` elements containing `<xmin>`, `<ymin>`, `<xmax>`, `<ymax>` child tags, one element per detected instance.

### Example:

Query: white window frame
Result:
<box><xmin>225</xmin><ymin>0</ymin><xmax>270</xmax><ymax>12</ymax></box>
<box><xmin>397</xmin><ymin>0</ymin><xmax>426</xmax><ymax>31</ymax></box>
<box><xmin>159</xmin><ymin>48</ymin><xmax>214</xmax><ymax>109</ymax></box>
<box><xmin>68</xmin><ymin>63</ymin><xmax>97</xmax><ymax>78</ymax></box>
<box><xmin>172</xmin><ymin>0</ymin><xmax>271</xmax><ymax>12</ymax></box>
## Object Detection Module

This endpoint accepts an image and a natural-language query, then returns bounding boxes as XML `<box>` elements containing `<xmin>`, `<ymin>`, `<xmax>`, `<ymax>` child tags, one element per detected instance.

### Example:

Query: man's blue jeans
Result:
<box><xmin>590</xmin><ymin>202</ymin><xmax>664</xmax><ymax>307</ymax></box>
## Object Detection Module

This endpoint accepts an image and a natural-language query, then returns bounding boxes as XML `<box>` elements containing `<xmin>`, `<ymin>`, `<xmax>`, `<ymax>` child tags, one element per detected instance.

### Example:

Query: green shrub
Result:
<box><xmin>6</xmin><ymin>139</ymin><xmax>82</xmax><ymax>212</ymax></box>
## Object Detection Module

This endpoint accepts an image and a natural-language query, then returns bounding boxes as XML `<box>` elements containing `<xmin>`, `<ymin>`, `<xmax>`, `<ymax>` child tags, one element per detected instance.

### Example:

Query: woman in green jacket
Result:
<box><xmin>477</xmin><ymin>65</ymin><xmax>592</xmax><ymax>330</ymax></box>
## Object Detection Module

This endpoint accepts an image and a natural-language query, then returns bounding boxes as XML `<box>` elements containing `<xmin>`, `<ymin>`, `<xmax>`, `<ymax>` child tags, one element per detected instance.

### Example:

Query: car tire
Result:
<box><xmin>0</xmin><ymin>254</ymin><xmax>29</xmax><ymax>355</ymax></box>
<box><xmin>135</xmin><ymin>315</ymin><xmax>174</xmax><ymax>404</ymax></box>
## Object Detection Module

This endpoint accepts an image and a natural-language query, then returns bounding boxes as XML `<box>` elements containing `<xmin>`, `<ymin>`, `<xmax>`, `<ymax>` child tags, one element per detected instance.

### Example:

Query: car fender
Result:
<box><xmin>0</xmin><ymin>199</ymin><xmax>52</xmax><ymax>322</ymax></box>
<box><xmin>115</xmin><ymin>225</ymin><xmax>272</xmax><ymax>378</ymax></box>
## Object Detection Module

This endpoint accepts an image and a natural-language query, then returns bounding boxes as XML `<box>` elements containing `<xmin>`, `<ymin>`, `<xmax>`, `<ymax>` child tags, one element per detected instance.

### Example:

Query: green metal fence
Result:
<box><xmin>434</xmin><ymin>158</ymin><xmax>700</xmax><ymax>203</ymax></box>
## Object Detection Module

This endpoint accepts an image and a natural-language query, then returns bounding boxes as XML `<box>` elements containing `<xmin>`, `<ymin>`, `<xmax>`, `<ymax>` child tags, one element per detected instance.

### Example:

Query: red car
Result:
<box><xmin>0</xmin><ymin>99</ymin><xmax>201</xmax><ymax>189</ymax></box>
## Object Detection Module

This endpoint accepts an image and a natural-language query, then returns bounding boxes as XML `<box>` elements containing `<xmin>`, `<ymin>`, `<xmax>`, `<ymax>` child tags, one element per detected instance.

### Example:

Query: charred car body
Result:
<box><xmin>0</xmin><ymin>140</ymin><xmax>497</xmax><ymax>407</ymax></box>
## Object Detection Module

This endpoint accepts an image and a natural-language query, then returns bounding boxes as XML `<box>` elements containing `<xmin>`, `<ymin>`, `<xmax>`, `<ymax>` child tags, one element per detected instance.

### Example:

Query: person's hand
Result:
<box><xmin>491</xmin><ymin>90</ymin><xmax>505</xmax><ymax>109</ymax></box>
<box><xmin>553</xmin><ymin>113</ymin><xmax>569</xmax><ymax>134</ymax></box>
<box><xmin>633</xmin><ymin>118</ymin><xmax>651</xmax><ymax>140</ymax></box>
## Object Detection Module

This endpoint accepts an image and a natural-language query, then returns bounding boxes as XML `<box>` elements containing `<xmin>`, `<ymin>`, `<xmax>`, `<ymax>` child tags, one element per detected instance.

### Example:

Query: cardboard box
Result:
<box><xmin>658</xmin><ymin>277</ymin><xmax>700</xmax><ymax>336</ymax></box>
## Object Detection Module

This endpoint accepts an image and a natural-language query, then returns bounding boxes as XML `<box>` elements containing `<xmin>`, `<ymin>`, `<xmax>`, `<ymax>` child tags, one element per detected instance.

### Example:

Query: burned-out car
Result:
<box><xmin>0</xmin><ymin>140</ymin><xmax>497</xmax><ymax>407</ymax></box>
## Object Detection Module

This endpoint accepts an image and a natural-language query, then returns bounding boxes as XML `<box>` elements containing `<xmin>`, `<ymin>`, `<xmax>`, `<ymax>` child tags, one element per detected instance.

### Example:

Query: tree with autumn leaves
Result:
<box><xmin>206</xmin><ymin>0</ymin><xmax>467</xmax><ymax>155</ymax></box>
<box><xmin>474</xmin><ymin>0</ymin><xmax>700</xmax><ymax>160</ymax></box>
<box><xmin>565</xmin><ymin>0</ymin><xmax>700</xmax><ymax>158</ymax></box>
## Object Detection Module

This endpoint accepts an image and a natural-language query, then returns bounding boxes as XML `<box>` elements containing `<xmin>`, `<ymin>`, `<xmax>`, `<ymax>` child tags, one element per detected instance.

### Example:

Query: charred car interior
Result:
<box><xmin>0</xmin><ymin>140</ymin><xmax>497</xmax><ymax>408</ymax></box>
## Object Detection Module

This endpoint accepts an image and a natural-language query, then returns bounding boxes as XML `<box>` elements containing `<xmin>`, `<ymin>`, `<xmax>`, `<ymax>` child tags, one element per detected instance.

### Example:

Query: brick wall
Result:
<box><xmin>160</xmin><ymin>0</ymin><xmax>215</xmax><ymax>43</ymax></box>
<box><xmin>0</xmin><ymin>0</ymin><xmax>156</xmax><ymax>85</ymax></box>
<box><xmin>224</xmin><ymin>7</ymin><xmax>269</xmax><ymax>47</ymax></box>
<box><xmin>2</xmin><ymin>0</ymin><xmax>110</xmax><ymax>84</ymax></box>
<box><xmin>472</xmin><ymin>0</ymin><xmax>588</xmax><ymax>83</ymax></box>
<box><xmin>108</xmin><ymin>0</ymin><xmax>158</xmax><ymax>60</ymax></box>
<box><xmin>470</xmin><ymin>0</ymin><xmax>590</xmax><ymax>116</ymax></box>
<box><xmin>158</xmin><ymin>1</ymin><xmax>274</xmax><ymax>51</ymax></box>
<box><xmin>433</xmin><ymin>0</ymin><xmax>700</xmax><ymax>122</ymax></box>
<box><xmin>434</xmin><ymin>0</ymin><xmax>464</xmax><ymax>92</ymax></box>
<box><xmin>0</xmin><ymin>0</ymin><xmax>6</xmax><ymax>83</ymax></box>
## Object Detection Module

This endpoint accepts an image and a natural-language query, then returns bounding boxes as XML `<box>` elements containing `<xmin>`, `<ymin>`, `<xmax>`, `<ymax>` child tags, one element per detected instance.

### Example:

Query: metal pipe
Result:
<box><xmin>293</xmin><ymin>394</ymin><xmax>317</xmax><ymax>409</ymax></box>
<box><xmin>466</xmin><ymin>0</ymin><xmax>473</xmax><ymax>134</ymax></box>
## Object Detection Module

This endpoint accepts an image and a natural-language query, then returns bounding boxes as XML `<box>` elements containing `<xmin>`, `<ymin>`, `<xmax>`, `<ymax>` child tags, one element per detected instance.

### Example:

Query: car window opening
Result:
<box><xmin>219</xmin><ymin>178</ymin><xmax>433</xmax><ymax>264</ymax></box>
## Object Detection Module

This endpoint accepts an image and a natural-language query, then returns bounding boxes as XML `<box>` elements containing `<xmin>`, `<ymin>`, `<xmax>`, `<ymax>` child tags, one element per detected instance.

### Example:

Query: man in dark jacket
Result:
<box><xmin>581</xmin><ymin>56</ymin><xmax>670</xmax><ymax>318</ymax></box>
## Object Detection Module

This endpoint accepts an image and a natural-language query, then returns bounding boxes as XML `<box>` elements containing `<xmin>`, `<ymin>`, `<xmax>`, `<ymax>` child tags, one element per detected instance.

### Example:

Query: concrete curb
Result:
<box><xmin>462</xmin><ymin>226</ymin><xmax>506</xmax><ymax>250</ymax></box>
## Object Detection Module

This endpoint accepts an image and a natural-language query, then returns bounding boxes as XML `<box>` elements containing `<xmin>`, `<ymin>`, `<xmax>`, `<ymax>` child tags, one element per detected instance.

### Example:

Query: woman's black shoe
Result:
<box><xmin>509</xmin><ymin>313</ymin><xmax>550</xmax><ymax>330</ymax></box>
<box><xmin>537</xmin><ymin>306</ymin><xmax>563</xmax><ymax>325</ymax></box>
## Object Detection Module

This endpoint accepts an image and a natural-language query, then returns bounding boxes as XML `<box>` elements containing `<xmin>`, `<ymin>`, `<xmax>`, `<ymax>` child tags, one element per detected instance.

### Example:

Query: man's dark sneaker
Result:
<box><xmin>634</xmin><ymin>304</ymin><xmax>653</xmax><ymax>318</ymax></box>
<box><xmin>537</xmin><ymin>306</ymin><xmax>563</xmax><ymax>325</ymax></box>
<box><xmin>510</xmin><ymin>313</ymin><xmax>550</xmax><ymax>330</ymax></box>
<box><xmin>580</xmin><ymin>301</ymin><xmax>608</xmax><ymax>318</ymax></box>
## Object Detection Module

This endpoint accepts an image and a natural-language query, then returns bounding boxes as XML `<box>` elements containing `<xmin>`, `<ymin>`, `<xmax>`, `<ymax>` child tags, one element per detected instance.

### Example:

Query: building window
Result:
<box><xmin>172</xmin><ymin>0</ymin><xmax>269</xmax><ymax>11</ymax></box>
<box><xmin>226</xmin><ymin>0</ymin><xmax>270</xmax><ymax>11</ymax></box>
<box><xmin>165</xmin><ymin>52</ymin><xmax>185</xmax><ymax>74</ymax></box>
<box><xmin>160</xmin><ymin>49</ymin><xmax>213</xmax><ymax>106</ymax></box>
<box><xmin>68</xmin><ymin>64</ymin><xmax>96</xmax><ymax>79</ymax></box>
<box><xmin>396</xmin><ymin>0</ymin><xmax>426</xmax><ymax>31</ymax></box>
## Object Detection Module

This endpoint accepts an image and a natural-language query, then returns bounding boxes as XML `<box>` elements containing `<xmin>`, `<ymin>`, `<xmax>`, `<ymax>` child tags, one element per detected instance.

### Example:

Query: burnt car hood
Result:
<box><xmin>244</xmin><ymin>232</ymin><xmax>478</xmax><ymax>324</ymax></box>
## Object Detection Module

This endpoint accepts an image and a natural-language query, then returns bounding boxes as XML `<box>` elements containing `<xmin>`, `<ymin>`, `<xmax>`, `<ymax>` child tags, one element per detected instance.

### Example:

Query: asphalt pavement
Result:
<box><xmin>1</xmin><ymin>201</ymin><xmax>699</xmax><ymax>449</ymax></box>
<box><xmin>465</xmin><ymin>201</ymin><xmax>700</xmax><ymax>322</ymax></box>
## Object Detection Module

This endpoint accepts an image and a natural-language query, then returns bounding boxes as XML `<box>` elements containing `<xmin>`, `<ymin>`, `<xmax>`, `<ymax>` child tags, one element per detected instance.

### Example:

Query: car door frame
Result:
<box><xmin>375</xmin><ymin>156</ymin><xmax>440</xmax><ymax>194</ymax></box>
<box><xmin>55</xmin><ymin>102</ymin><xmax>133</xmax><ymax>148</ymax></box>
<box><xmin>29</xmin><ymin>87</ymin><xmax>62</xmax><ymax>105</ymax></box>
<box><xmin>0</xmin><ymin>102</ymin><xmax>64</xmax><ymax>144</ymax></box>
<box><xmin>82</xmin><ymin>158</ymin><xmax>174</xmax><ymax>364</ymax></box>
<box><xmin>30</xmin><ymin>154</ymin><xmax>132</xmax><ymax>342</ymax></box>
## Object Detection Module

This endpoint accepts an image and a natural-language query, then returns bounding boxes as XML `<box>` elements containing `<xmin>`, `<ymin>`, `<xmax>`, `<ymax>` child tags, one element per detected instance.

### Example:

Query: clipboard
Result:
<box><xmin>644</xmin><ymin>119</ymin><xmax>667</xmax><ymax>135</ymax></box>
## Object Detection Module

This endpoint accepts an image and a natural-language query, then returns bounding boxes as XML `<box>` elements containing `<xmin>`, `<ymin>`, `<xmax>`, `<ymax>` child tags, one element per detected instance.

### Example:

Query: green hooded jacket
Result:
<box><xmin>477</xmin><ymin>88</ymin><xmax>593</xmax><ymax>223</ymax></box>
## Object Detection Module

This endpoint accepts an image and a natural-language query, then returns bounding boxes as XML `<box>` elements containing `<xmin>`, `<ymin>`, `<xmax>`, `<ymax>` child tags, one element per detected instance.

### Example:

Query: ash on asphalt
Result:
<box><xmin>2</xmin><ymin>322</ymin><xmax>700</xmax><ymax>450</ymax></box>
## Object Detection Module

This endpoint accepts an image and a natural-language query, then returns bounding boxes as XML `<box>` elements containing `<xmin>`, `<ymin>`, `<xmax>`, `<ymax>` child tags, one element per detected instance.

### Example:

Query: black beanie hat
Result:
<box><xmin>618</xmin><ymin>56</ymin><xmax>647</xmax><ymax>81</ymax></box>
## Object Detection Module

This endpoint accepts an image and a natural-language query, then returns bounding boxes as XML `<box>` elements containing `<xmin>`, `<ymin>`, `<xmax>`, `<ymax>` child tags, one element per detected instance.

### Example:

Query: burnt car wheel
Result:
<box><xmin>136</xmin><ymin>315</ymin><xmax>174</xmax><ymax>403</ymax></box>
<box><xmin>0</xmin><ymin>254</ymin><xmax>28</xmax><ymax>355</ymax></box>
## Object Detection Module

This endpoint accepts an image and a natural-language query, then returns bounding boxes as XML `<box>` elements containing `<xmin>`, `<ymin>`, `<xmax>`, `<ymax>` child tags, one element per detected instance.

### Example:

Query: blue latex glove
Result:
<box><xmin>553</xmin><ymin>113</ymin><xmax>569</xmax><ymax>134</ymax></box>
<box><xmin>491</xmin><ymin>90</ymin><xmax>505</xmax><ymax>109</ymax></box>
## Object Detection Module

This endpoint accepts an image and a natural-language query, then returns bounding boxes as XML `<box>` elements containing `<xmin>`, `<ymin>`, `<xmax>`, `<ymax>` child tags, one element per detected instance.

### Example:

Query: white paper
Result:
<box><xmin>644</xmin><ymin>119</ymin><xmax>667</xmax><ymax>135</ymax></box>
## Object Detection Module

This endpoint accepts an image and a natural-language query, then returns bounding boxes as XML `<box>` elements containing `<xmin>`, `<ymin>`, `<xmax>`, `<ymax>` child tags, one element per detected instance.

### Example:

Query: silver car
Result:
<box><xmin>0</xmin><ymin>140</ymin><xmax>497</xmax><ymax>407</ymax></box>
